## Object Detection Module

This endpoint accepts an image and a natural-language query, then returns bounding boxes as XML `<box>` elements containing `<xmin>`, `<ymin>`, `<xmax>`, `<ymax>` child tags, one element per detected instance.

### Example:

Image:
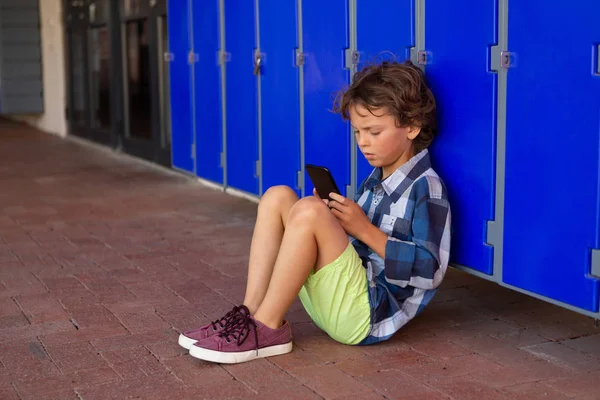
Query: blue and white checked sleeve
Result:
<box><xmin>383</xmin><ymin>176</ymin><xmax>451</xmax><ymax>290</ymax></box>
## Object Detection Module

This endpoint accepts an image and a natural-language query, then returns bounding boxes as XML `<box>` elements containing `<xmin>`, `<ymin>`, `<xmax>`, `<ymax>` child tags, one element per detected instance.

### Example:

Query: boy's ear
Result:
<box><xmin>407</xmin><ymin>126</ymin><xmax>421</xmax><ymax>140</ymax></box>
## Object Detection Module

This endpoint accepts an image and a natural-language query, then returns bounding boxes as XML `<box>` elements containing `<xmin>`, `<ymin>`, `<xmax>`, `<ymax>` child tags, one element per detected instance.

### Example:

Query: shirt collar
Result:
<box><xmin>364</xmin><ymin>149</ymin><xmax>431</xmax><ymax>196</ymax></box>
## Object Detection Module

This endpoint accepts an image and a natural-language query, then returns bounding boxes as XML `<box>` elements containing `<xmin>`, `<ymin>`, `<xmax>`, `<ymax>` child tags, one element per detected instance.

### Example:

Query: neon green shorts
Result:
<box><xmin>298</xmin><ymin>243</ymin><xmax>371</xmax><ymax>345</ymax></box>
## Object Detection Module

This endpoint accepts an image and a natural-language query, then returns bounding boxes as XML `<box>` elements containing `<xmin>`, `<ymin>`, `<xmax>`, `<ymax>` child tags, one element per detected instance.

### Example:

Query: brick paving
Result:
<box><xmin>1</xmin><ymin>119</ymin><xmax>599</xmax><ymax>399</ymax></box>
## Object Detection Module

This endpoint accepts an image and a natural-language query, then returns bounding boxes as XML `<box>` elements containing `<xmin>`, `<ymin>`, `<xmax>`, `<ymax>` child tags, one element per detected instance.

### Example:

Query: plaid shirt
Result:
<box><xmin>351</xmin><ymin>149</ymin><xmax>452</xmax><ymax>345</ymax></box>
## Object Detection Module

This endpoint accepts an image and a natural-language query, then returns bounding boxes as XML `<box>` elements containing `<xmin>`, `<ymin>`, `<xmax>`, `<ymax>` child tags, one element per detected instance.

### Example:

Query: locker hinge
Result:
<box><xmin>491</xmin><ymin>45</ymin><xmax>513</xmax><ymax>71</ymax></box>
<box><xmin>594</xmin><ymin>44</ymin><xmax>600</xmax><ymax>76</ymax></box>
<box><xmin>485</xmin><ymin>220</ymin><xmax>501</xmax><ymax>248</ymax></box>
<box><xmin>220</xmin><ymin>152</ymin><xmax>225</xmax><ymax>168</ymax></box>
<box><xmin>296</xmin><ymin>170</ymin><xmax>304</xmax><ymax>190</ymax></box>
<box><xmin>255</xmin><ymin>160</ymin><xmax>261</xmax><ymax>178</ymax></box>
<box><xmin>591</xmin><ymin>249</ymin><xmax>600</xmax><ymax>278</ymax></box>
<box><xmin>218</xmin><ymin>50</ymin><xmax>231</xmax><ymax>66</ymax></box>
<box><xmin>163</xmin><ymin>52</ymin><xmax>174</xmax><ymax>62</ymax></box>
<box><xmin>409</xmin><ymin>48</ymin><xmax>429</xmax><ymax>66</ymax></box>
<box><xmin>188</xmin><ymin>51</ymin><xmax>199</xmax><ymax>64</ymax></box>
<box><xmin>191</xmin><ymin>143</ymin><xmax>196</xmax><ymax>158</ymax></box>
<box><xmin>295</xmin><ymin>50</ymin><xmax>305</xmax><ymax>67</ymax></box>
<box><xmin>344</xmin><ymin>49</ymin><xmax>360</xmax><ymax>70</ymax></box>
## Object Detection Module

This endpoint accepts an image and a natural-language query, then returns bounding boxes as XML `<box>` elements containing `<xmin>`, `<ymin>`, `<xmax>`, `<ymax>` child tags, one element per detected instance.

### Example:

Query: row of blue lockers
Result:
<box><xmin>166</xmin><ymin>0</ymin><xmax>600</xmax><ymax>316</ymax></box>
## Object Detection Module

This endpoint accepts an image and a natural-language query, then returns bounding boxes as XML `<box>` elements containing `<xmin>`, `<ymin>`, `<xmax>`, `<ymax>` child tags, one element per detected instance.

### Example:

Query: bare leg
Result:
<box><xmin>253</xmin><ymin>197</ymin><xmax>350</xmax><ymax>329</ymax></box>
<box><xmin>242</xmin><ymin>186</ymin><xmax>299</xmax><ymax>314</ymax></box>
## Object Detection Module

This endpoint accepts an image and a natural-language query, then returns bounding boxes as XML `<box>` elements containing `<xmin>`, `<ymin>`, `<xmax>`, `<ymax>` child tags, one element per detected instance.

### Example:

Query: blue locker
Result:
<box><xmin>225</xmin><ymin>0</ymin><xmax>259</xmax><ymax>195</ymax></box>
<box><xmin>259</xmin><ymin>0</ymin><xmax>301</xmax><ymax>196</ymax></box>
<box><xmin>355</xmin><ymin>0</ymin><xmax>413</xmax><ymax>186</ymax></box>
<box><xmin>168</xmin><ymin>0</ymin><xmax>194</xmax><ymax>173</ymax></box>
<box><xmin>302</xmin><ymin>0</ymin><xmax>350</xmax><ymax>198</ymax></box>
<box><xmin>503</xmin><ymin>2</ymin><xmax>600</xmax><ymax>311</ymax></box>
<box><xmin>425</xmin><ymin>0</ymin><xmax>496</xmax><ymax>274</ymax></box>
<box><xmin>192</xmin><ymin>0</ymin><xmax>223</xmax><ymax>184</ymax></box>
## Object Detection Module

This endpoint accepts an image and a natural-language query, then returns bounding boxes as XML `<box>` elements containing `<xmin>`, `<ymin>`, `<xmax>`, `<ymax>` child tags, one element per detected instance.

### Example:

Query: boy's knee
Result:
<box><xmin>287</xmin><ymin>197</ymin><xmax>329</xmax><ymax>224</ymax></box>
<box><xmin>260</xmin><ymin>185</ymin><xmax>298</xmax><ymax>209</ymax></box>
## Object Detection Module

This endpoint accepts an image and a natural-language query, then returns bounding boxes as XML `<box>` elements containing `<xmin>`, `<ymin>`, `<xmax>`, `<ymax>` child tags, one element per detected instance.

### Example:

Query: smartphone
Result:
<box><xmin>305</xmin><ymin>164</ymin><xmax>341</xmax><ymax>200</ymax></box>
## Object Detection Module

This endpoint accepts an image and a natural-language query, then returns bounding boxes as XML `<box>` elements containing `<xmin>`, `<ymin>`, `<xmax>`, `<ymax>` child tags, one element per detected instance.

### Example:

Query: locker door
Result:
<box><xmin>302</xmin><ymin>0</ymin><xmax>350</xmax><ymax>198</ymax></box>
<box><xmin>259</xmin><ymin>0</ymin><xmax>301</xmax><ymax>195</ymax></box>
<box><xmin>503</xmin><ymin>2</ymin><xmax>600</xmax><ymax>311</ymax></box>
<box><xmin>355</xmin><ymin>0</ymin><xmax>413</xmax><ymax>186</ymax></box>
<box><xmin>425</xmin><ymin>0</ymin><xmax>496</xmax><ymax>274</ymax></box>
<box><xmin>192</xmin><ymin>0</ymin><xmax>223</xmax><ymax>184</ymax></box>
<box><xmin>168</xmin><ymin>0</ymin><xmax>194</xmax><ymax>173</ymax></box>
<box><xmin>225</xmin><ymin>0</ymin><xmax>259</xmax><ymax>195</ymax></box>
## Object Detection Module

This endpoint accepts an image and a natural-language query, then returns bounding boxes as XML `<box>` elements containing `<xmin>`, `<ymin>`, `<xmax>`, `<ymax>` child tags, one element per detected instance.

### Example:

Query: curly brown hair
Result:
<box><xmin>333</xmin><ymin>60</ymin><xmax>437</xmax><ymax>153</ymax></box>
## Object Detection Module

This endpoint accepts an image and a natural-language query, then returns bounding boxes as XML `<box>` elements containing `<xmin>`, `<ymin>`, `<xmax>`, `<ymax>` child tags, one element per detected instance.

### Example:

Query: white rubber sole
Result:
<box><xmin>178</xmin><ymin>334</ymin><xmax>198</xmax><ymax>350</ymax></box>
<box><xmin>188</xmin><ymin>342</ymin><xmax>293</xmax><ymax>364</ymax></box>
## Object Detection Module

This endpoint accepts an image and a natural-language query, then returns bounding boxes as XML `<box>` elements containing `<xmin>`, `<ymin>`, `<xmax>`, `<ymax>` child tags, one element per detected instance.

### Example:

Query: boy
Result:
<box><xmin>178</xmin><ymin>60</ymin><xmax>451</xmax><ymax>363</ymax></box>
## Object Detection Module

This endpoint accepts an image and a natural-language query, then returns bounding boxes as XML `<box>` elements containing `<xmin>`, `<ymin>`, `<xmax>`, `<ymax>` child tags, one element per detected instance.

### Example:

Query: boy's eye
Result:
<box><xmin>370</xmin><ymin>131</ymin><xmax>381</xmax><ymax>136</ymax></box>
<box><xmin>353</xmin><ymin>130</ymin><xmax>360</xmax><ymax>135</ymax></box>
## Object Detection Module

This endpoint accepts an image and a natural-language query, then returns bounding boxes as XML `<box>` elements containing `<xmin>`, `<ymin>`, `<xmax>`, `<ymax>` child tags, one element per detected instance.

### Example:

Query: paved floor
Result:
<box><xmin>1</xmin><ymin>120</ymin><xmax>599</xmax><ymax>399</ymax></box>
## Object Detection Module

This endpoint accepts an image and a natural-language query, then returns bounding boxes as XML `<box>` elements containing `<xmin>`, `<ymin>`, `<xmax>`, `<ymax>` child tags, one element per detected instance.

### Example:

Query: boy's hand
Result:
<box><xmin>328</xmin><ymin>193</ymin><xmax>370</xmax><ymax>238</ymax></box>
<box><xmin>312</xmin><ymin>188</ymin><xmax>330</xmax><ymax>206</ymax></box>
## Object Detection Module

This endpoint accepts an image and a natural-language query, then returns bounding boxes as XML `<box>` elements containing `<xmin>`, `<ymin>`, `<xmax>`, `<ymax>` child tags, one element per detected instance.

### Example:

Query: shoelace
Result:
<box><xmin>218</xmin><ymin>314</ymin><xmax>259</xmax><ymax>355</ymax></box>
<box><xmin>209</xmin><ymin>305</ymin><xmax>249</xmax><ymax>331</ymax></box>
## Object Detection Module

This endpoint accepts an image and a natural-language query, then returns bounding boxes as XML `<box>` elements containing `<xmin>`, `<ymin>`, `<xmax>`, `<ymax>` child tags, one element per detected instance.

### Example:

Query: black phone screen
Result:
<box><xmin>305</xmin><ymin>164</ymin><xmax>341</xmax><ymax>199</ymax></box>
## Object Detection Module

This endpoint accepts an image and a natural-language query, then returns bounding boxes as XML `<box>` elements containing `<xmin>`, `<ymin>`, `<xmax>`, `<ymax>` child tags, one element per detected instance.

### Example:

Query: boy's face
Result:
<box><xmin>349</xmin><ymin>104</ymin><xmax>420</xmax><ymax>178</ymax></box>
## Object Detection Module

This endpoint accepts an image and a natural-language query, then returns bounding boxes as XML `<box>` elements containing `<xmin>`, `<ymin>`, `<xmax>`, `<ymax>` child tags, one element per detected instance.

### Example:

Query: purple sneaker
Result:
<box><xmin>188</xmin><ymin>315</ymin><xmax>293</xmax><ymax>364</ymax></box>
<box><xmin>178</xmin><ymin>305</ymin><xmax>249</xmax><ymax>350</ymax></box>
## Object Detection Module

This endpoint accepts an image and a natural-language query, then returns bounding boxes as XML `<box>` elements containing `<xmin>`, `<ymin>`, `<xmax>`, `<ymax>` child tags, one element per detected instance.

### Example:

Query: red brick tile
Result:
<box><xmin>179</xmin><ymin>379</ymin><xmax>259</xmax><ymax>399</ymax></box>
<box><xmin>74</xmin><ymin>373</ymin><xmax>182</xmax><ymax>400</ymax></box>
<box><xmin>0</xmin><ymin>320</ymin><xmax>74</xmax><ymax>342</ymax></box>
<box><xmin>542</xmin><ymin>370</ymin><xmax>600</xmax><ymax>399</ymax></box>
<box><xmin>331</xmin><ymin>391</ymin><xmax>388</xmax><ymax>400</ymax></box>
<box><xmin>492</xmin><ymin>328</ymin><xmax>550</xmax><ymax>347</ymax></box>
<box><xmin>0</xmin><ymin>386</ymin><xmax>20</xmax><ymax>400</ymax></box>
<box><xmin>402</xmin><ymin>353</ymin><xmax>504</xmax><ymax>384</ymax></box>
<box><xmin>522</xmin><ymin>342</ymin><xmax>600</xmax><ymax>371</ymax></box>
<box><xmin>268</xmin><ymin>348</ymin><xmax>324</xmax><ymax>370</ymax></box>
<box><xmin>499</xmin><ymin>381</ymin><xmax>571</xmax><ymax>400</ymax></box>
<box><xmin>66</xmin><ymin>305</ymin><xmax>121</xmax><ymax>328</ymax></box>
<box><xmin>289</xmin><ymin>364</ymin><xmax>375</xmax><ymax>399</ymax></box>
<box><xmin>39</xmin><ymin>324</ymin><xmax>127</xmax><ymax>347</ymax></box>
<box><xmin>41</xmin><ymin>276</ymin><xmax>91</xmax><ymax>299</ymax></box>
<box><xmin>560</xmin><ymin>333</ymin><xmax>600</xmax><ymax>359</ymax></box>
<box><xmin>14</xmin><ymin>366</ymin><xmax>119</xmax><ymax>399</ymax></box>
<box><xmin>1</xmin><ymin>275</ymin><xmax>48</xmax><ymax>297</ymax></box>
<box><xmin>361</xmin><ymin>370</ymin><xmax>450</xmax><ymax>400</ymax></box>
<box><xmin>295</xmin><ymin>333</ymin><xmax>367</xmax><ymax>363</ymax></box>
<box><xmin>406</xmin><ymin>337</ymin><xmax>473</xmax><ymax>359</ymax></box>
<box><xmin>81</xmin><ymin>277</ymin><xmax>137</xmax><ymax>304</ymax></box>
<box><xmin>154</xmin><ymin>303</ymin><xmax>206</xmax><ymax>332</ymax></box>
<box><xmin>163</xmin><ymin>356</ymin><xmax>232</xmax><ymax>386</ymax></box>
<box><xmin>146</xmin><ymin>340</ymin><xmax>188</xmax><ymax>360</ymax></box>
<box><xmin>468</xmin><ymin>364</ymin><xmax>557</xmax><ymax>388</ymax></box>
<box><xmin>0</xmin><ymin>314</ymin><xmax>29</xmax><ymax>329</ymax></box>
<box><xmin>113</xmin><ymin>307</ymin><xmax>171</xmax><ymax>334</ymax></box>
<box><xmin>45</xmin><ymin>341</ymin><xmax>108</xmax><ymax>373</ymax></box>
<box><xmin>432</xmin><ymin>377</ymin><xmax>513</xmax><ymax>400</ymax></box>
<box><xmin>126</xmin><ymin>282</ymin><xmax>185</xmax><ymax>305</ymax></box>
<box><xmin>0</xmin><ymin>339</ymin><xmax>61</xmax><ymax>381</ymax></box>
<box><xmin>102</xmin><ymin>346</ymin><xmax>168</xmax><ymax>379</ymax></box>
<box><xmin>90</xmin><ymin>328</ymin><xmax>177</xmax><ymax>351</ymax></box>
<box><xmin>14</xmin><ymin>294</ymin><xmax>69</xmax><ymax>324</ymax></box>
<box><xmin>441</xmin><ymin>318</ymin><xmax>523</xmax><ymax>342</ymax></box>
<box><xmin>224</xmin><ymin>358</ymin><xmax>320</xmax><ymax>398</ymax></box>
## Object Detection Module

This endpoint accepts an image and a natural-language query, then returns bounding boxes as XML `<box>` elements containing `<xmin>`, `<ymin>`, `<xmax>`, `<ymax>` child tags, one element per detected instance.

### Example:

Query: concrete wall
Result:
<box><xmin>13</xmin><ymin>0</ymin><xmax>67</xmax><ymax>137</ymax></box>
